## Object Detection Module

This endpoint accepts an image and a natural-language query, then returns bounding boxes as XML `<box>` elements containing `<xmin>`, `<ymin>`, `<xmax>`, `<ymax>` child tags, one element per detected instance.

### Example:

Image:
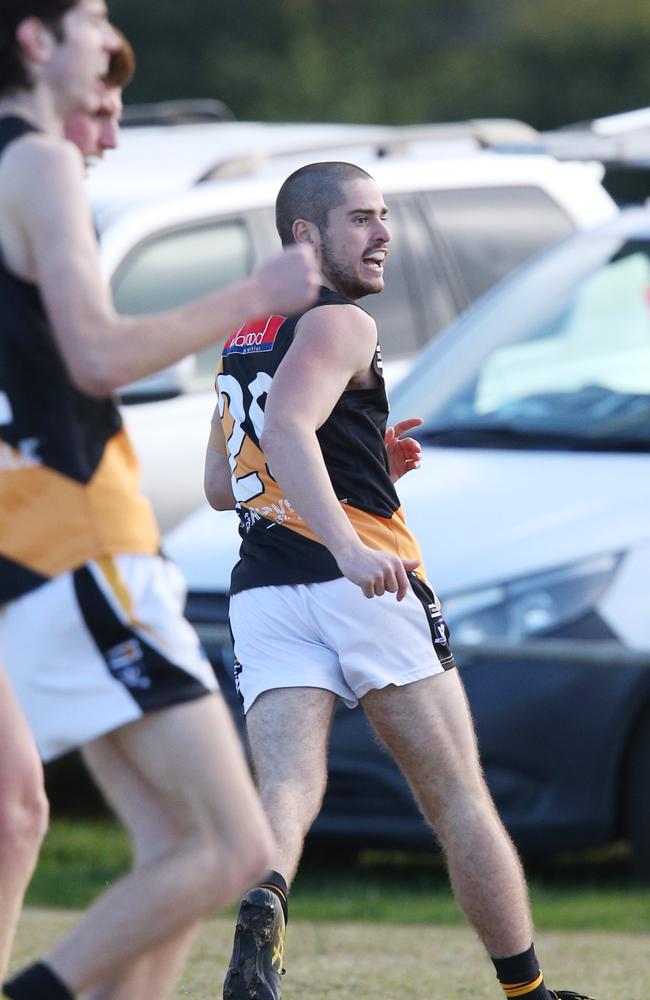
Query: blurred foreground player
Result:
<box><xmin>0</xmin><ymin>3</ymin><xmax>319</xmax><ymax>998</ymax></box>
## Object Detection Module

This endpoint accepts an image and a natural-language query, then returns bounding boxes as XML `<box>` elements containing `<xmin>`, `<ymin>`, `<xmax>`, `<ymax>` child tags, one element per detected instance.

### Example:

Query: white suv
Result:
<box><xmin>91</xmin><ymin>118</ymin><xmax>617</xmax><ymax>528</ymax></box>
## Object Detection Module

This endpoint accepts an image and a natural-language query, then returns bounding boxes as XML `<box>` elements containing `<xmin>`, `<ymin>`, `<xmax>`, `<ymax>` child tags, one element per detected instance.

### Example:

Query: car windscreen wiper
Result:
<box><xmin>417</xmin><ymin>424</ymin><xmax>650</xmax><ymax>451</ymax></box>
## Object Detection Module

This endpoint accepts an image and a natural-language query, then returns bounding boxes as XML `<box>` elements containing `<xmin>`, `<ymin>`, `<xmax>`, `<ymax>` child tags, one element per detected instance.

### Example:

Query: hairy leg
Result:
<box><xmin>44</xmin><ymin>694</ymin><xmax>273</xmax><ymax>995</ymax></box>
<box><xmin>0</xmin><ymin>667</ymin><xmax>48</xmax><ymax>981</ymax></box>
<box><xmin>363</xmin><ymin>671</ymin><xmax>533</xmax><ymax>958</ymax></box>
<box><xmin>245</xmin><ymin>687</ymin><xmax>337</xmax><ymax>885</ymax></box>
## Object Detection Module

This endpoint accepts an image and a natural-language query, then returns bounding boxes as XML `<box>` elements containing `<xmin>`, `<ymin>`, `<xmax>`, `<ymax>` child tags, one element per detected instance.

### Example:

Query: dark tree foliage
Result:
<box><xmin>108</xmin><ymin>0</ymin><xmax>650</xmax><ymax>129</ymax></box>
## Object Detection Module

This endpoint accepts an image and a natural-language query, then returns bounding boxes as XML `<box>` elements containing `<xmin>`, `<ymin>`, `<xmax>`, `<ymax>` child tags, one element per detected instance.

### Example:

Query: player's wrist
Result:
<box><xmin>331</xmin><ymin>535</ymin><xmax>365</xmax><ymax>568</ymax></box>
<box><xmin>241</xmin><ymin>271</ymin><xmax>270</xmax><ymax>320</ymax></box>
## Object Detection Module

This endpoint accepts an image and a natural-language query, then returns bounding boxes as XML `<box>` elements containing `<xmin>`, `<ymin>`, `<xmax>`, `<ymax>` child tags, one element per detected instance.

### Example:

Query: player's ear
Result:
<box><xmin>16</xmin><ymin>17</ymin><xmax>56</xmax><ymax>65</ymax></box>
<box><xmin>293</xmin><ymin>219</ymin><xmax>319</xmax><ymax>248</ymax></box>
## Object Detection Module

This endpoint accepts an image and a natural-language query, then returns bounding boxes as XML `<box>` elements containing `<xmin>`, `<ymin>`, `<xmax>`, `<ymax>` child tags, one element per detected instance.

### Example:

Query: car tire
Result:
<box><xmin>622</xmin><ymin>703</ymin><xmax>650</xmax><ymax>883</ymax></box>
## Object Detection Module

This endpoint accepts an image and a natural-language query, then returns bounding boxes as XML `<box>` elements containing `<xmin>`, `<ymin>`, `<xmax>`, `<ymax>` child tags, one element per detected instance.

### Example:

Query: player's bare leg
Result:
<box><xmin>223</xmin><ymin>687</ymin><xmax>336</xmax><ymax>1000</ymax></box>
<box><xmin>38</xmin><ymin>695</ymin><xmax>273</xmax><ymax>996</ymax></box>
<box><xmin>362</xmin><ymin>670</ymin><xmax>534</xmax><ymax>958</ymax></box>
<box><xmin>0</xmin><ymin>668</ymin><xmax>48</xmax><ymax>981</ymax></box>
<box><xmin>246</xmin><ymin>687</ymin><xmax>337</xmax><ymax>882</ymax></box>
<box><xmin>80</xmin><ymin>739</ymin><xmax>200</xmax><ymax>1000</ymax></box>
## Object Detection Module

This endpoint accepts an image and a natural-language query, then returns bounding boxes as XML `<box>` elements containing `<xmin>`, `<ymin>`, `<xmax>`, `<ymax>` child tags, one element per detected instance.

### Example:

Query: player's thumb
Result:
<box><xmin>402</xmin><ymin>558</ymin><xmax>421</xmax><ymax>571</ymax></box>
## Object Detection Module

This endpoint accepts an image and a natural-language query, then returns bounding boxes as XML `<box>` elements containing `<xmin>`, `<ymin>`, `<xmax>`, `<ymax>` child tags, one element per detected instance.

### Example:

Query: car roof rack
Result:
<box><xmin>197</xmin><ymin>118</ymin><xmax>545</xmax><ymax>183</ymax></box>
<box><xmin>121</xmin><ymin>98</ymin><xmax>236</xmax><ymax>127</ymax></box>
<box><xmin>542</xmin><ymin>107</ymin><xmax>650</xmax><ymax>164</ymax></box>
<box><xmin>398</xmin><ymin>118</ymin><xmax>542</xmax><ymax>149</ymax></box>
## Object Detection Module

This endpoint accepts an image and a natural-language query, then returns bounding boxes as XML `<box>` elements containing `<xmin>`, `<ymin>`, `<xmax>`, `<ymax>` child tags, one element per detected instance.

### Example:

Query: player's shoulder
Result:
<box><xmin>2</xmin><ymin>129</ymin><xmax>76</xmax><ymax>165</ymax></box>
<box><xmin>1</xmin><ymin>132</ymin><xmax>83</xmax><ymax>194</ymax></box>
<box><xmin>298</xmin><ymin>299</ymin><xmax>377</xmax><ymax>339</ymax></box>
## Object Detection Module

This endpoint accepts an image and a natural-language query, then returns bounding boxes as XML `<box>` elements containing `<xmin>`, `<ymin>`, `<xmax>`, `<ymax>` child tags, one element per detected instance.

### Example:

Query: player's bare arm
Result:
<box><xmin>205</xmin><ymin>404</ymin><xmax>236</xmax><ymax>510</ymax></box>
<box><xmin>261</xmin><ymin>303</ymin><xmax>419</xmax><ymax>600</ymax></box>
<box><xmin>1</xmin><ymin>135</ymin><xmax>319</xmax><ymax>398</ymax></box>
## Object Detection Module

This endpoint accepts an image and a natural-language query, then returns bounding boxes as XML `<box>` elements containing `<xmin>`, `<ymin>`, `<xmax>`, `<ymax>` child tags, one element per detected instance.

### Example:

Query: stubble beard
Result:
<box><xmin>320</xmin><ymin>238</ymin><xmax>381</xmax><ymax>301</ymax></box>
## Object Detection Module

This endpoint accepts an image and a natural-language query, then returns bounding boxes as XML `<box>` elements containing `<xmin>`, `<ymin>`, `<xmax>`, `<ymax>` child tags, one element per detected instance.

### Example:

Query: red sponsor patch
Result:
<box><xmin>224</xmin><ymin>315</ymin><xmax>286</xmax><ymax>356</ymax></box>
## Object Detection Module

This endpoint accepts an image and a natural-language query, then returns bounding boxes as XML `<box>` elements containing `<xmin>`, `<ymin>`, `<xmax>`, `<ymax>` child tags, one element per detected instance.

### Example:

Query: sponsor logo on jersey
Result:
<box><xmin>0</xmin><ymin>436</ymin><xmax>42</xmax><ymax>470</ymax></box>
<box><xmin>224</xmin><ymin>315</ymin><xmax>286</xmax><ymax>356</ymax></box>
<box><xmin>239</xmin><ymin>496</ymin><xmax>298</xmax><ymax>531</ymax></box>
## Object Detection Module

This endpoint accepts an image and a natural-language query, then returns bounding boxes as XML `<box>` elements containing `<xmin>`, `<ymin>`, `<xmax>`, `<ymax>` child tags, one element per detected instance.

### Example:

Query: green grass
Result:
<box><xmin>26</xmin><ymin>819</ymin><xmax>132</xmax><ymax>909</ymax></box>
<box><xmin>26</xmin><ymin>820</ymin><xmax>650</xmax><ymax>933</ymax></box>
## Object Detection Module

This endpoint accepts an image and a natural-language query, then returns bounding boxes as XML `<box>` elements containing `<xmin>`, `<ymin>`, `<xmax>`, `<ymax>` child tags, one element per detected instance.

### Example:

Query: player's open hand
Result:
<box><xmin>385</xmin><ymin>418</ymin><xmax>423</xmax><ymax>482</ymax></box>
<box><xmin>252</xmin><ymin>244</ymin><xmax>320</xmax><ymax>317</ymax></box>
<box><xmin>337</xmin><ymin>544</ymin><xmax>420</xmax><ymax>601</ymax></box>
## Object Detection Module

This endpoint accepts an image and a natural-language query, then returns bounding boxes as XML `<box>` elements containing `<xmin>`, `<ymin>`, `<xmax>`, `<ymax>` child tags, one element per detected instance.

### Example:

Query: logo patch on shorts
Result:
<box><xmin>224</xmin><ymin>315</ymin><xmax>285</xmax><ymax>356</ymax></box>
<box><xmin>105</xmin><ymin>639</ymin><xmax>152</xmax><ymax>690</ymax></box>
<box><xmin>434</xmin><ymin>620</ymin><xmax>448</xmax><ymax>645</ymax></box>
<box><xmin>426</xmin><ymin>602</ymin><xmax>448</xmax><ymax>644</ymax></box>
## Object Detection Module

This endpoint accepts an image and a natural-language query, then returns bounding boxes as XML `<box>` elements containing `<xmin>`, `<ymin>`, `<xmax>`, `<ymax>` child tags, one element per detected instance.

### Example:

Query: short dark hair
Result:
<box><xmin>0</xmin><ymin>0</ymin><xmax>79</xmax><ymax>94</ymax></box>
<box><xmin>104</xmin><ymin>26</ymin><xmax>135</xmax><ymax>89</ymax></box>
<box><xmin>275</xmin><ymin>161</ymin><xmax>374</xmax><ymax>247</ymax></box>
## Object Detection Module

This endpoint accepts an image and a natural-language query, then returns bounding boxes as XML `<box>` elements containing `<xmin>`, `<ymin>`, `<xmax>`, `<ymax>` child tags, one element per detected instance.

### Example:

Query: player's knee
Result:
<box><xmin>430</xmin><ymin>775</ymin><xmax>498</xmax><ymax>844</ymax></box>
<box><xmin>0</xmin><ymin>778</ymin><xmax>48</xmax><ymax>868</ymax></box>
<box><xmin>230</xmin><ymin>824</ymin><xmax>276</xmax><ymax>891</ymax></box>
<box><xmin>261</xmin><ymin>776</ymin><xmax>326</xmax><ymax>831</ymax></box>
<box><xmin>187</xmin><ymin>827</ymin><xmax>273</xmax><ymax>912</ymax></box>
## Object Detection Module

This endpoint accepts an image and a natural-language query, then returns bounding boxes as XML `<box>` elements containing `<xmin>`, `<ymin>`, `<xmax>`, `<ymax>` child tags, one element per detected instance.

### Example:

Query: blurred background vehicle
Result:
<box><xmin>165</xmin><ymin>207</ymin><xmax>650</xmax><ymax>879</ymax></box>
<box><xmin>88</xmin><ymin>112</ymin><xmax>617</xmax><ymax>529</ymax></box>
<box><xmin>541</xmin><ymin>106</ymin><xmax>650</xmax><ymax>207</ymax></box>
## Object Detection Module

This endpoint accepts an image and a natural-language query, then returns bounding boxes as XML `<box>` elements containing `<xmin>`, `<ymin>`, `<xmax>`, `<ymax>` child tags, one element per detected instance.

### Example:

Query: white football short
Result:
<box><xmin>229</xmin><ymin>573</ymin><xmax>455</xmax><ymax>714</ymax></box>
<box><xmin>0</xmin><ymin>553</ymin><xmax>217</xmax><ymax>762</ymax></box>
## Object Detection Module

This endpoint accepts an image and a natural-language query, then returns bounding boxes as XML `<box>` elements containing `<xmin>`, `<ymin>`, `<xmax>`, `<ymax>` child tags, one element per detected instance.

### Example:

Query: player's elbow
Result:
<box><xmin>259</xmin><ymin>419</ymin><xmax>287</xmax><ymax>459</ymax></box>
<box><xmin>204</xmin><ymin>462</ymin><xmax>235</xmax><ymax>510</ymax></box>
<box><xmin>66</xmin><ymin>357</ymin><xmax>115</xmax><ymax>398</ymax></box>
<box><xmin>62</xmin><ymin>334</ymin><xmax>129</xmax><ymax>398</ymax></box>
<box><xmin>261</xmin><ymin>417</ymin><xmax>306</xmax><ymax>468</ymax></box>
<box><xmin>205</xmin><ymin>484</ymin><xmax>235</xmax><ymax>511</ymax></box>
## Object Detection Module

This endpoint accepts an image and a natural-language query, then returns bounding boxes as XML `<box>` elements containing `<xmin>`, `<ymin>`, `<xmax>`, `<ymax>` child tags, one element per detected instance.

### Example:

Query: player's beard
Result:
<box><xmin>320</xmin><ymin>237</ymin><xmax>381</xmax><ymax>301</ymax></box>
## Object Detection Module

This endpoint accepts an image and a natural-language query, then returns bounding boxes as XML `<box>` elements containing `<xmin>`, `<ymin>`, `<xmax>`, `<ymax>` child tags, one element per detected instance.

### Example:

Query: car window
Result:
<box><xmin>475</xmin><ymin>250</ymin><xmax>650</xmax><ymax>416</ymax></box>
<box><xmin>392</xmin><ymin>229</ymin><xmax>650</xmax><ymax>449</ymax></box>
<box><xmin>359</xmin><ymin>198</ymin><xmax>427</xmax><ymax>363</ymax></box>
<box><xmin>111</xmin><ymin>219</ymin><xmax>252</xmax><ymax>390</ymax></box>
<box><xmin>423</xmin><ymin>186</ymin><xmax>574</xmax><ymax>302</ymax></box>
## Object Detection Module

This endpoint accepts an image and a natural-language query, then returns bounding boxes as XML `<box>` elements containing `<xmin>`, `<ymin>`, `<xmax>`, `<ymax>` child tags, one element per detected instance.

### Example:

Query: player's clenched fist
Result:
<box><xmin>251</xmin><ymin>244</ymin><xmax>321</xmax><ymax>317</ymax></box>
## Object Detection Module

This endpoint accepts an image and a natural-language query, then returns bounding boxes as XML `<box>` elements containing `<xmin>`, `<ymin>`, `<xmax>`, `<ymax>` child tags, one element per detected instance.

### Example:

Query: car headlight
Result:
<box><xmin>443</xmin><ymin>553</ymin><xmax>621</xmax><ymax>644</ymax></box>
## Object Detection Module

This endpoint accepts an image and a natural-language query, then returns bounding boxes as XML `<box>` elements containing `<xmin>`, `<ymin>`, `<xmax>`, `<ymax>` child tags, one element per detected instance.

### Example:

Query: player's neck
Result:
<box><xmin>0</xmin><ymin>87</ymin><xmax>63</xmax><ymax>137</ymax></box>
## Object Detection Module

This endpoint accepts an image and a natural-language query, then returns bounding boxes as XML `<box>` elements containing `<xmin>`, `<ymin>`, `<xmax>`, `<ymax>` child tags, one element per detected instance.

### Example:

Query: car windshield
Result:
<box><xmin>391</xmin><ymin>215</ymin><xmax>650</xmax><ymax>451</ymax></box>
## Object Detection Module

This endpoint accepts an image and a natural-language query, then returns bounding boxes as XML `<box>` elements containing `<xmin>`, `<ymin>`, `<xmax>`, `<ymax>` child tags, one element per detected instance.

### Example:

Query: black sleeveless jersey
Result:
<box><xmin>0</xmin><ymin>117</ymin><xmax>159</xmax><ymax>604</ymax></box>
<box><xmin>217</xmin><ymin>286</ymin><xmax>423</xmax><ymax>593</ymax></box>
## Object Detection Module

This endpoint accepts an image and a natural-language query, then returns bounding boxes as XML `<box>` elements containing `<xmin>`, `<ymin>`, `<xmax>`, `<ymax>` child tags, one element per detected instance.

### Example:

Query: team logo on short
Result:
<box><xmin>224</xmin><ymin>315</ymin><xmax>285</xmax><ymax>356</ymax></box>
<box><xmin>434</xmin><ymin>621</ymin><xmax>448</xmax><ymax>645</ymax></box>
<box><xmin>105</xmin><ymin>639</ymin><xmax>152</xmax><ymax>690</ymax></box>
<box><xmin>426</xmin><ymin>602</ymin><xmax>448</xmax><ymax>645</ymax></box>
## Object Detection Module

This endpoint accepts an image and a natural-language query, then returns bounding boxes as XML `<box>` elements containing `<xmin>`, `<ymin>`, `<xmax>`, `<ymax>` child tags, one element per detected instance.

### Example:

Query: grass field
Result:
<box><xmin>10</xmin><ymin>909</ymin><xmax>648</xmax><ymax>998</ymax></box>
<box><xmin>14</xmin><ymin>819</ymin><xmax>650</xmax><ymax>998</ymax></box>
<box><xmin>27</xmin><ymin>820</ymin><xmax>650</xmax><ymax>932</ymax></box>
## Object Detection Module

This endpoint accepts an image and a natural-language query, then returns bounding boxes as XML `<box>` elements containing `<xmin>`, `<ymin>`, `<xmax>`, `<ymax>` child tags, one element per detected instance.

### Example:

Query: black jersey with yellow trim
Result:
<box><xmin>218</xmin><ymin>285</ymin><xmax>424</xmax><ymax>594</ymax></box>
<box><xmin>0</xmin><ymin>117</ymin><xmax>160</xmax><ymax>604</ymax></box>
